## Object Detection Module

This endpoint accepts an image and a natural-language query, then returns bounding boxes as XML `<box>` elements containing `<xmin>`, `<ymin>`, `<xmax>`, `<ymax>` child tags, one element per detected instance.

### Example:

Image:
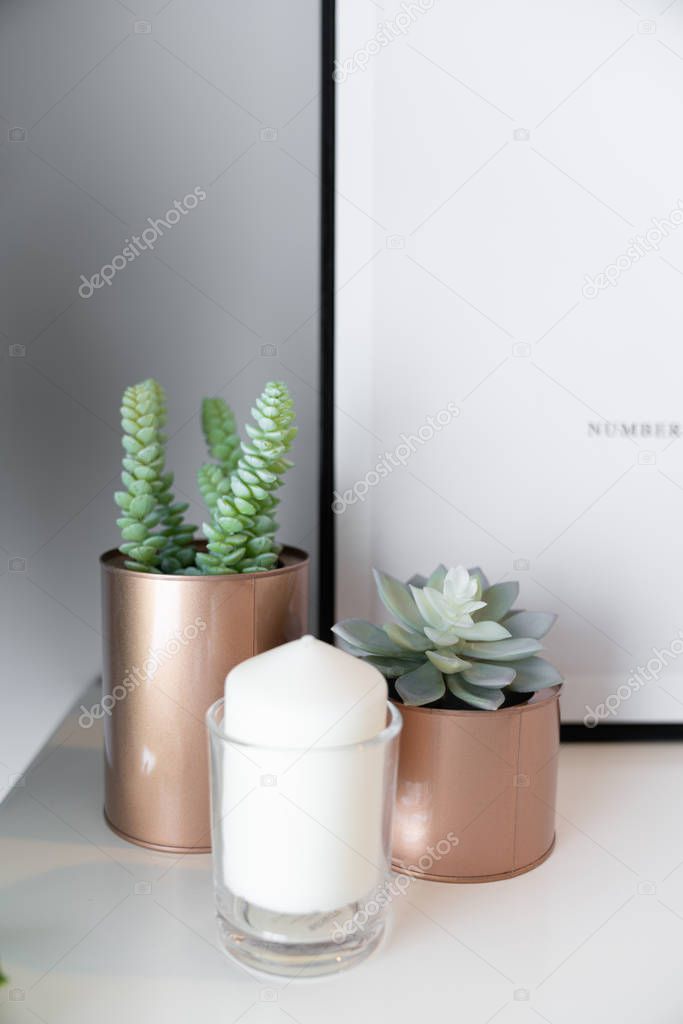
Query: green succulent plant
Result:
<box><xmin>197</xmin><ymin>461</ymin><xmax>232</xmax><ymax>514</ymax></box>
<box><xmin>332</xmin><ymin>565</ymin><xmax>562</xmax><ymax>710</ymax></box>
<box><xmin>115</xmin><ymin>379</ymin><xmax>296</xmax><ymax>575</ymax></box>
<box><xmin>201</xmin><ymin>396</ymin><xmax>241</xmax><ymax>472</ymax></box>
<box><xmin>116</xmin><ymin>379</ymin><xmax>197</xmax><ymax>573</ymax></box>
<box><xmin>196</xmin><ymin>382</ymin><xmax>297</xmax><ymax>575</ymax></box>
<box><xmin>197</xmin><ymin>397</ymin><xmax>240</xmax><ymax>513</ymax></box>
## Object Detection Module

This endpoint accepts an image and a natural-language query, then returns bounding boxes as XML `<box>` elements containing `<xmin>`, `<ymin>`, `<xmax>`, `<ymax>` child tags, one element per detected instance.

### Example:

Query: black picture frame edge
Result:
<box><xmin>561</xmin><ymin>723</ymin><xmax>683</xmax><ymax>741</ymax></box>
<box><xmin>318</xmin><ymin>0</ymin><xmax>336</xmax><ymax>642</ymax></box>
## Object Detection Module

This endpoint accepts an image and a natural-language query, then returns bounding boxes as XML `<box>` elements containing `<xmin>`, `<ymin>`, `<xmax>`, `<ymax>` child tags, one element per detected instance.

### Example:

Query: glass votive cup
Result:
<box><xmin>206</xmin><ymin>698</ymin><xmax>402</xmax><ymax>978</ymax></box>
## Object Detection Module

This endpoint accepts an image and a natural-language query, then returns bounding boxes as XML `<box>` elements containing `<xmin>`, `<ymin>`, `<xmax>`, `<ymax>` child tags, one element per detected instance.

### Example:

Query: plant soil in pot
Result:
<box><xmin>334</xmin><ymin>564</ymin><xmax>563</xmax><ymax>882</ymax></box>
<box><xmin>101</xmin><ymin>378</ymin><xmax>308</xmax><ymax>852</ymax></box>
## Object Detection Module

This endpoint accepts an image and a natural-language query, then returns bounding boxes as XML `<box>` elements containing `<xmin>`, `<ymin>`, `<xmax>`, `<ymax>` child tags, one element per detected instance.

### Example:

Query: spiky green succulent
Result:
<box><xmin>197</xmin><ymin>461</ymin><xmax>232</xmax><ymax>514</ymax></box>
<box><xmin>202</xmin><ymin>396</ymin><xmax>241</xmax><ymax>471</ymax></box>
<box><xmin>196</xmin><ymin>382</ymin><xmax>297</xmax><ymax>575</ymax></box>
<box><xmin>333</xmin><ymin>565</ymin><xmax>562</xmax><ymax>710</ymax></box>
<box><xmin>116</xmin><ymin>379</ymin><xmax>197</xmax><ymax>573</ymax></box>
<box><xmin>197</xmin><ymin>396</ymin><xmax>241</xmax><ymax>513</ymax></box>
<box><xmin>115</xmin><ymin>379</ymin><xmax>297</xmax><ymax>575</ymax></box>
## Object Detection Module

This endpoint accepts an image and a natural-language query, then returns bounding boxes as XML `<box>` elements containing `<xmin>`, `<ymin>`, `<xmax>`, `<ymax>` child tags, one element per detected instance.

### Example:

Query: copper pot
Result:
<box><xmin>100</xmin><ymin>545</ymin><xmax>309</xmax><ymax>853</ymax></box>
<box><xmin>391</xmin><ymin>687</ymin><xmax>560</xmax><ymax>882</ymax></box>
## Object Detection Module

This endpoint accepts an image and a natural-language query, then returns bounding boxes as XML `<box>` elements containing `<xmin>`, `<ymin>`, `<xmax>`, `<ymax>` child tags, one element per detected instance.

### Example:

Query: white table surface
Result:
<box><xmin>3</xmin><ymin>693</ymin><xmax>683</xmax><ymax>1024</ymax></box>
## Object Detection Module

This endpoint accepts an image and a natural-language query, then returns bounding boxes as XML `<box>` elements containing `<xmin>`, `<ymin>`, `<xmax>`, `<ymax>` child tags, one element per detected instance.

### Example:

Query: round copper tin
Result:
<box><xmin>100</xmin><ymin>545</ymin><xmax>309</xmax><ymax>853</ymax></box>
<box><xmin>391</xmin><ymin>687</ymin><xmax>560</xmax><ymax>883</ymax></box>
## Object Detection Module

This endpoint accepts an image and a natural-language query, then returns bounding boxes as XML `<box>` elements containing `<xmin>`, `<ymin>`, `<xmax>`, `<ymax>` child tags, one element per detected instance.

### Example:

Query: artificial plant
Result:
<box><xmin>333</xmin><ymin>565</ymin><xmax>563</xmax><ymax>710</ymax></box>
<box><xmin>115</xmin><ymin>379</ymin><xmax>296</xmax><ymax>575</ymax></box>
<box><xmin>116</xmin><ymin>379</ymin><xmax>196</xmax><ymax>574</ymax></box>
<box><xmin>196</xmin><ymin>382</ymin><xmax>296</xmax><ymax>575</ymax></box>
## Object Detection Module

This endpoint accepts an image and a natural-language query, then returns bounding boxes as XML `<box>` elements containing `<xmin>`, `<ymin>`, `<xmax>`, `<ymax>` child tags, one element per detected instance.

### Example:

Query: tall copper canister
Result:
<box><xmin>391</xmin><ymin>687</ymin><xmax>560</xmax><ymax>882</ymax></box>
<box><xmin>100</xmin><ymin>545</ymin><xmax>309</xmax><ymax>853</ymax></box>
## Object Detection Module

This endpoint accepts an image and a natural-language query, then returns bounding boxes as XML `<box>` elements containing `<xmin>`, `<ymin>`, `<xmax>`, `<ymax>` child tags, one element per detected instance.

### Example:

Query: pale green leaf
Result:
<box><xmin>474</xmin><ymin>581</ymin><xmax>519</xmax><ymax>622</ymax></box>
<box><xmin>468</xmin><ymin>566</ymin><xmax>489</xmax><ymax>594</ymax></box>
<box><xmin>383</xmin><ymin>623</ymin><xmax>431</xmax><ymax>652</ymax></box>
<box><xmin>503</xmin><ymin>611</ymin><xmax>557</xmax><ymax>639</ymax></box>
<box><xmin>426</xmin><ymin>649</ymin><xmax>472</xmax><ymax>673</ymax></box>
<box><xmin>461</xmin><ymin>663</ymin><xmax>517</xmax><ymax>688</ymax></box>
<box><xmin>507</xmin><ymin>656</ymin><xmax>563</xmax><ymax>691</ymax></box>
<box><xmin>121</xmin><ymin>523</ymin><xmax>147</xmax><ymax>542</ymax></box>
<box><xmin>363</xmin><ymin>655</ymin><xmax>422</xmax><ymax>678</ymax></box>
<box><xmin>137</xmin><ymin>443</ymin><xmax>161</xmax><ymax>465</ymax></box>
<box><xmin>129</xmin><ymin>494</ymin><xmax>155</xmax><ymax>518</ymax></box>
<box><xmin>426</xmin><ymin>564</ymin><xmax>447</xmax><ymax>590</ymax></box>
<box><xmin>460</xmin><ymin>638</ymin><xmax>542</xmax><ymax>662</ymax></box>
<box><xmin>446</xmin><ymin>675</ymin><xmax>505</xmax><ymax>710</ymax></box>
<box><xmin>114</xmin><ymin>491</ymin><xmax>131</xmax><ymax>510</ymax></box>
<box><xmin>395</xmin><ymin>661</ymin><xmax>445</xmax><ymax>706</ymax></box>
<box><xmin>332</xmin><ymin>619</ymin><xmax>403</xmax><ymax>656</ymax></box>
<box><xmin>373</xmin><ymin>569</ymin><xmax>424</xmax><ymax>630</ymax></box>
<box><xmin>453</xmin><ymin>621</ymin><xmax>511</xmax><ymax>642</ymax></box>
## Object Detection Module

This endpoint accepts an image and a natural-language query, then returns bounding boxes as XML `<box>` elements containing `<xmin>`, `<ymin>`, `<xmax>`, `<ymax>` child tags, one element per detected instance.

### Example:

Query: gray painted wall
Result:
<box><xmin>0</xmin><ymin>0</ymin><xmax>321</xmax><ymax>797</ymax></box>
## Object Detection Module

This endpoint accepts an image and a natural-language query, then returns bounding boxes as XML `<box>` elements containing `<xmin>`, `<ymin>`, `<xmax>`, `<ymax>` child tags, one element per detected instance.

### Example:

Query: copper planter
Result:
<box><xmin>100</xmin><ymin>545</ymin><xmax>309</xmax><ymax>853</ymax></box>
<box><xmin>392</xmin><ymin>687</ymin><xmax>560</xmax><ymax>882</ymax></box>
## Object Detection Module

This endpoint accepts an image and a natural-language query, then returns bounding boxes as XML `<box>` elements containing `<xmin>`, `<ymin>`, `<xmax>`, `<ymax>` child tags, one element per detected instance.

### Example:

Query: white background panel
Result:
<box><xmin>336</xmin><ymin>0</ymin><xmax>683</xmax><ymax>722</ymax></box>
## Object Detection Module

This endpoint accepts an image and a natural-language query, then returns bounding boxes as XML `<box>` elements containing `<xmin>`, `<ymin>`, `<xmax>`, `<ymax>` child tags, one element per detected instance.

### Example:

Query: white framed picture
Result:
<box><xmin>332</xmin><ymin>0</ymin><xmax>683</xmax><ymax>730</ymax></box>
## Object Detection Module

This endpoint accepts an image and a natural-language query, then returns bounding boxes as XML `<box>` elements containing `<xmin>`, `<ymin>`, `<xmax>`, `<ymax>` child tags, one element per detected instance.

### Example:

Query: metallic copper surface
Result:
<box><xmin>100</xmin><ymin>546</ymin><xmax>309</xmax><ymax>853</ymax></box>
<box><xmin>391</xmin><ymin>687</ymin><xmax>560</xmax><ymax>882</ymax></box>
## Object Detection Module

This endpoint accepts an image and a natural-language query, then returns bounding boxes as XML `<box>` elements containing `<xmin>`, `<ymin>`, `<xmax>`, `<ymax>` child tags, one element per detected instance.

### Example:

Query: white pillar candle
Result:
<box><xmin>220</xmin><ymin>635</ymin><xmax>389</xmax><ymax>915</ymax></box>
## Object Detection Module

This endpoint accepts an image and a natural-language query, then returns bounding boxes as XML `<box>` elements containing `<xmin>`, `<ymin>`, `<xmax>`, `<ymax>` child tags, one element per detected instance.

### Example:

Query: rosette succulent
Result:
<box><xmin>333</xmin><ymin>565</ymin><xmax>562</xmax><ymax>710</ymax></box>
<box><xmin>115</xmin><ymin>378</ymin><xmax>296</xmax><ymax>575</ymax></box>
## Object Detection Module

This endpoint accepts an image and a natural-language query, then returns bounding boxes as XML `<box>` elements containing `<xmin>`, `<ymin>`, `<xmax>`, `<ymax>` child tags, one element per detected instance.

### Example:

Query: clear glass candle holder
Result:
<box><xmin>206</xmin><ymin>698</ymin><xmax>402</xmax><ymax>977</ymax></box>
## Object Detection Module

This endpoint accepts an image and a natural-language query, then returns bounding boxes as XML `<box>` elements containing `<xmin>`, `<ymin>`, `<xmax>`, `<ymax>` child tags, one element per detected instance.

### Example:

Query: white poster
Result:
<box><xmin>335</xmin><ymin>0</ymin><xmax>683</xmax><ymax>723</ymax></box>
